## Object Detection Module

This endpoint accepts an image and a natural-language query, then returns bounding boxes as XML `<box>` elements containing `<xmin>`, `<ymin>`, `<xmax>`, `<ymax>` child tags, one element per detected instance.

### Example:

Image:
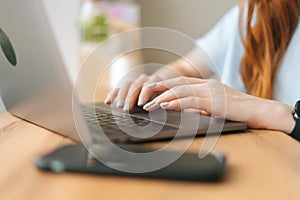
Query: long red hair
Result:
<box><xmin>239</xmin><ymin>0</ymin><xmax>300</xmax><ymax>99</ymax></box>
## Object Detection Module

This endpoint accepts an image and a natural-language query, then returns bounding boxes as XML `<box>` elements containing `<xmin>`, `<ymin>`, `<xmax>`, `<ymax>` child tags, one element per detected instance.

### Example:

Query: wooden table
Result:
<box><xmin>1</xmin><ymin>111</ymin><xmax>300</xmax><ymax>200</ymax></box>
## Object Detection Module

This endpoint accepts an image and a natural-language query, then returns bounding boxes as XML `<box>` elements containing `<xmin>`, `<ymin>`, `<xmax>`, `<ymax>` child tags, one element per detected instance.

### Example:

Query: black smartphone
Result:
<box><xmin>36</xmin><ymin>144</ymin><xmax>226</xmax><ymax>182</ymax></box>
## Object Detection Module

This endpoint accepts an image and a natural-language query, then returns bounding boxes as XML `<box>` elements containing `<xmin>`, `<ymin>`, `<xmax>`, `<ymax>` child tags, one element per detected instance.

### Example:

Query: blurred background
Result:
<box><xmin>138</xmin><ymin>0</ymin><xmax>235</xmax><ymax>46</ymax></box>
<box><xmin>0</xmin><ymin>0</ymin><xmax>236</xmax><ymax>113</ymax></box>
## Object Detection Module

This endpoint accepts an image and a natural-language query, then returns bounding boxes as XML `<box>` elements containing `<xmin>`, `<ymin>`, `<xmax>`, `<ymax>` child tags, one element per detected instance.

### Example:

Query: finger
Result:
<box><xmin>147</xmin><ymin>79</ymin><xmax>224</xmax><ymax>111</ymax></box>
<box><xmin>146</xmin><ymin>77</ymin><xmax>206</xmax><ymax>92</ymax></box>
<box><xmin>138</xmin><ymin>75</ymin><xmax>162</xmax><ymax>106</ymax></box>
<box><xmin>116</xmin><ymin>81</ymin><xmax>131</xmax><ymax>108</ymax></box>
<box><xmin>104</xmin><ymin>88</ymin><xmax>119</xmax><ymax>105</ymax></box>
<box><xmin>159</xmin><ymin>97</ymin><xmax>210</xmax><ymax>113</ymax></box>
<box><xmin>143</xmin><ymin>84</ymin><xmax>198</xmax><ymax>111</ymax></box>
<box><xmin>123</xmin><ymin>75</ymin><xmax>149</xmax><ymax>112</ymax></box>
<box><xmin>198</xmin><ymin>110</ymin><xmax>211</xmax><ymax>116</ymax></box>
<box><xmin>183</xmin><ymin>108</ymin><xmax>210</xmax><ymax>116</ymax></box>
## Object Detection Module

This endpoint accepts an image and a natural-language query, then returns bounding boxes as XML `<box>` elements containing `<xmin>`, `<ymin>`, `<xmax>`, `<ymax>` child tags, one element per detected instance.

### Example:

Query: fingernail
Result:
<box><xmin>146</xmin><ymin>82</ymin><xmax>157</xmax><ymax>88</ymax></box>
<box><xmin>138</xmin><ymin>98</ymin><xmax>144</xmax><ymax>106</ymax></box>
<box><xmin>123</xmin><ymin>103</ymin><xmax>130</xmax><ymax>112</ymax></box>
<box><xmin>143</xmin><ymin>100</ymin><xmax>156</xmax><ymax>110</ymax></box>
<box><xmin>117</xmin><ymin>100</ymin><xmax>124</xmax><ymax>108</ymax></box>
<box><xmin>160</xmin><ymin>102</ymin><xmax>169</xmax><ymax>107</ymax></box>
<box><xmin>104</xmin><ymin>99</ymin><xmax>110</xmax><ymax>104</ymax></box>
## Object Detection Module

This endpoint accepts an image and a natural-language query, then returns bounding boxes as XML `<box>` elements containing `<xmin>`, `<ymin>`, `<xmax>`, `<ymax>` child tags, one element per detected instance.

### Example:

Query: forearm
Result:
<box><xmin>153</xmin><ymin>48</ymin><xmax>214</xmax><ymax>80</ymax></box>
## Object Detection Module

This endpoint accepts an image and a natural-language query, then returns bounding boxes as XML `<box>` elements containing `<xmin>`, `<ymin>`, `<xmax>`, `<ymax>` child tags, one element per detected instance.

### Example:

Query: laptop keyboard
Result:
<box><xmin>82</xmin><ymin>105</ymin><xmax>177</xmax><ymax>143</ymax></box>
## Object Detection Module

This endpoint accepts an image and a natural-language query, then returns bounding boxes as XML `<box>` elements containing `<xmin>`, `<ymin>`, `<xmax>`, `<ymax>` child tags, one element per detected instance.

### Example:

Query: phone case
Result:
<box><xmin>36</xmin><ymin>144</ymin><xmax>226</xmax><ymax>182</ymax></box>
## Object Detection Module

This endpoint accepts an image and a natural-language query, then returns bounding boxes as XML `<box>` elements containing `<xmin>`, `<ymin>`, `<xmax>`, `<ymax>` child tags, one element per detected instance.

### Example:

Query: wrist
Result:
<box><xmin>260</xmin><ymin>100</ymin><xmax>295</xmax><ymax>133</ymax></box>
<box><xmin>273</xmin><ymin>103</ymin><xmax>295</xmax><ymax>133</ymax></box>
<box><xmin>244</xmin><ymin>98</ymin><xmax>294</xmax><ymax>133</ymax></box>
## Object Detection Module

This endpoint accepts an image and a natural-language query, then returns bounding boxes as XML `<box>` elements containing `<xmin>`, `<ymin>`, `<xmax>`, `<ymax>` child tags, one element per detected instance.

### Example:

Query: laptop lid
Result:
<box><xmin>0</xmin><ymin>0</ymin><xmax>91</xmax><ymax>143</ymax></box>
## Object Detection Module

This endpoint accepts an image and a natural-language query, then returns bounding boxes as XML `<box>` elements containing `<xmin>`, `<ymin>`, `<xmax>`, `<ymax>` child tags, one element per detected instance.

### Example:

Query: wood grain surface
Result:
<box><xmin>1</xmin><ymin>111</ymin><xmax>300</xmax><ymax>200</ymax></box>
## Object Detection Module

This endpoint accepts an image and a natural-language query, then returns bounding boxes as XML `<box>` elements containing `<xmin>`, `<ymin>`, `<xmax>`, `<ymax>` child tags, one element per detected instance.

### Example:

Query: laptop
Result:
<box><xmin>0</xmin><ymin>0</ymin><xmax>247</xmax><ymax>146</ymax></box>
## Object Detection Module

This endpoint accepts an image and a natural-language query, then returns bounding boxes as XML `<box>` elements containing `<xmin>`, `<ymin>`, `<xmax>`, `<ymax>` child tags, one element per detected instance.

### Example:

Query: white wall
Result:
<box><xmin>137</xmin><ymin>0</ymin><xmax>236</xmax><ymax>65</ymax></box>
<box><xmin>138</xmin><ymin>0</ymin><xmax>236</xmax><ymax>38</ymax></box>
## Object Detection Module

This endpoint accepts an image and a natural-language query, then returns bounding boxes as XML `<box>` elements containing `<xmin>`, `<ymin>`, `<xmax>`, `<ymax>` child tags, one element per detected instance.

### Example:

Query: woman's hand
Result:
<box><xmin>104</xmin><ymin>74</ymin><xmax>162</xmax><ymax>112</ymax></box>
<box><xmin>141</xmin><ymin>77</ymin><xmax>295</xmax><ymax>133</ymax></box>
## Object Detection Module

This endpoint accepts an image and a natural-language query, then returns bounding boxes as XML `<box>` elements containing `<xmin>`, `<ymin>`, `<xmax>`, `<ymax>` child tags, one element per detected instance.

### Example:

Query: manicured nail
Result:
<box><xmin>138</xmin><ymin>98</ymin><xmax>144</xmax><ymax>106</ymax></box>
<box><xmin>143</xmin><ymin>100</ymin><xmax>156</xmax><ymax>110</ymax></box>
<box><xmin>123</xmin><ymin>103</ymin><xmax>130</xmax><ymax>112</ymax></box>
<box><xmin>160</xmin><ymin>102</ymin><xmax>169</xmax><ymax>107</ymax></box>
<box><xmin>117</xmin><ymin>100</ymin><xmax>124</xmax><ymax>108</ymax></box>
<box><xmin>146</xmin><ymin>82</ymin><xmax>157</xmax><ymax>88</ymax></box>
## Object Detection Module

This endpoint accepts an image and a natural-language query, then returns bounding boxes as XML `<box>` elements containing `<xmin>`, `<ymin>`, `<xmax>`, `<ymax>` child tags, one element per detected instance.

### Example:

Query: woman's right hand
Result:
<box><xmin>104</xmin><ymin>74</ymin><xmax>162</xmax><ymax>112</ymax></box>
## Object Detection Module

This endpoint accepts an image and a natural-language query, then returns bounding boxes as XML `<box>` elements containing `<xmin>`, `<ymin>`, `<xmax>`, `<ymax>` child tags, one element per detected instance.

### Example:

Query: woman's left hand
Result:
<box><xmin>142</xmin><ymin>77</ymin><xmax>295</xmax><ymax>133</ymax></box>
